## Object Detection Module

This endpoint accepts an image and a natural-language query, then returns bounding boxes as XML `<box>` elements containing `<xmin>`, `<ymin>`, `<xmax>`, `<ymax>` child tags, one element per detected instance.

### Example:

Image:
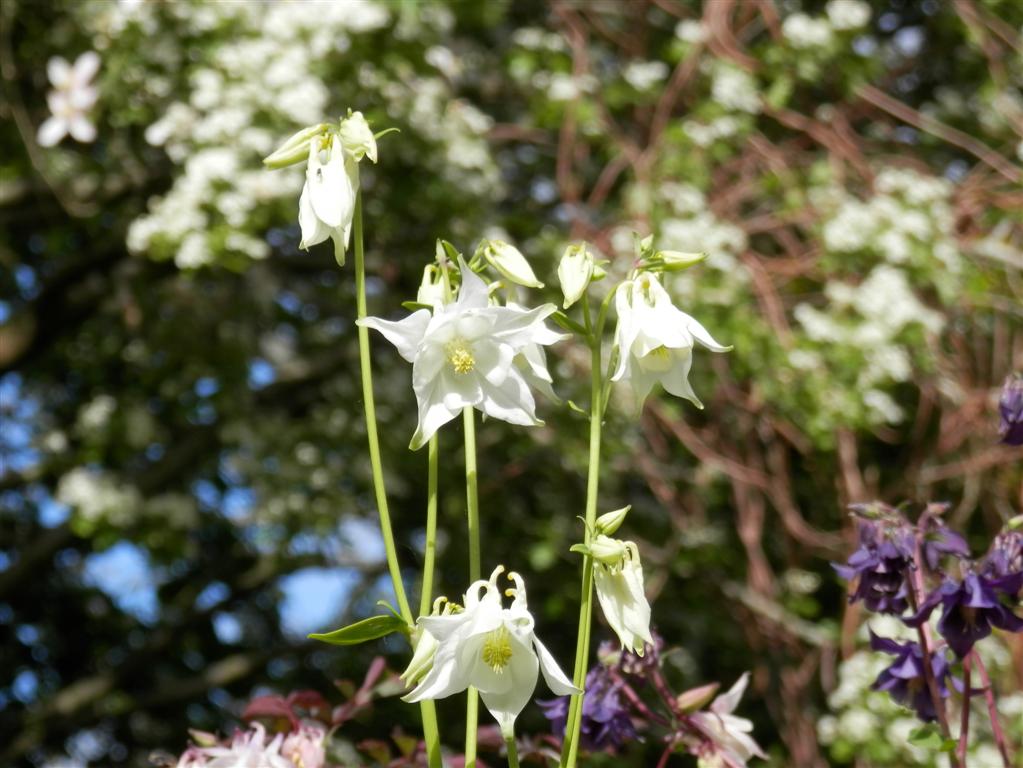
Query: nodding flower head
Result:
<box><xmin>833</xmin><ymin>509</ymin><xmax>915</xmax><ymax>615</ymax></box>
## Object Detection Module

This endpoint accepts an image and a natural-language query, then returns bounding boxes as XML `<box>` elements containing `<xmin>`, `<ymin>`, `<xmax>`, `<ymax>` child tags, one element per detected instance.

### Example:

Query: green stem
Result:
<box><xmin>354</xmin><ymin>192</ymin><xmax>439</xmax><ymax>765</ymax></box>
<box><xmin>353</xmin><ymin>190</ymin><xmax>412</xmax><ymax>623</ymax></box>
<box><xmin>419</xmin><ymin>436</ymin><xmax>442</xmax><ymax>768</ymax></box>
<box><xmin>420</xmin><ymin>436</ymin><xmax>440</xmax><ymax>616</ymax></box>
<box><xmin>560</xmin><ymin>311</ymin><xmax>604</xmax><ymax>768</ymax></box>
<box><xmin>504</xmin><ymin>731</ymin><xmax>521</xmax><ymax>768</ymax></box>
<box><xmin>463</xmin><ymin>407</ymin><xmax>481</xmax><ymax>766</ymax></box>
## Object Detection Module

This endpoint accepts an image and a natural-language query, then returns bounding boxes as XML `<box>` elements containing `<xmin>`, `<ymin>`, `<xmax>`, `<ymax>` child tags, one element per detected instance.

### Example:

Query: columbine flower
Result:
<box><xmin>906</xmin><ymin>571</ymin><xmax>1023</xmax><ymax>657</ymax></box>
<box><xmin>983</xmin><ymin>527</ymin><xmax>1023</xmax><ymax>579</ymax></box>
<box><xmin>358</xmin><ymin>259</ymin><xmax>564</xmax><ymax>449</ymax></box>
<box><xmin>197</xmin><ymin>724</ymin><xmax>291</xmax><ymax>768</ymax></box>
<box><xmin>689</xmin><ymin>673</ymin><xmax>766</xmax><ymax>767</ymax></box>
<box><xmin>400</xmin><ymin>597</ymin><xmax>459</xmax><ymax>687</ymax></box>
<box><xmin>538</xmin><ymin>663</ymin><xmax>638</xmax><ymax>750</ymax></box>
<box><xmin>280</xmin><ymin>724</ymin><xmax>327</xmax><ymax>768</ymax></box>
<box><xmin>264</xmin><ymin>112</ymin><xmax>377</xmax><ymax>267</ymax></box>
<box><xmin>998</xmin><ymin>374</ymin><xmax>1023</xmax><ymax>446</ymax></box>
<box><xmin>589</xmin><ymin>536</ymin><xmax>653</xmax><ymax>656</ymax></box>
<box><xmin>832</xmin><ymin>516</ymin><xmax>915</xmax><ymax>614</ymax></box>
<box><xmin>403</xmin><ymin>566</ymin><xmax>579</xmax><ymax>735</ymax></box>
<box><xmin>869</xmin><ymin>632</ymin><xmax>955</xmax><ymax>722</ymax></box>
<box><xmin>38</xmin><ymin>52</ymin><xmax>100</xmax><ymax>147</ymax></box>
<box><xmin>611</xmin><ymin>272</ymin><xmax>729</xmax><ymax>409</ymax></box>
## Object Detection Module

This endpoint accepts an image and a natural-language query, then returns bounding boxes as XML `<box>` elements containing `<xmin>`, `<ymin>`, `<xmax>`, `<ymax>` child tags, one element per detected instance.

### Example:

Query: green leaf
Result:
<box><xmin>907</xmin><ymin>726</ymin><xmax>955</xmax><ymax>752</ymax></box>
<box><xmin>308</xmin><ymin>615</ymin><xmax>409</xmax><ymax>646</ymax></box>
<box><xmin>401</xmin><ymin>301</ymin><xmax>432</xmax><ymax>311</ymax></box>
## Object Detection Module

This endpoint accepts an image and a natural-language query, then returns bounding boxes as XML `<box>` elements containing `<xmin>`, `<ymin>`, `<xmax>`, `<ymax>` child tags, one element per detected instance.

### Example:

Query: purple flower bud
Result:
<box><xmin>833</xmin><ymin>517</ymin><xmax>915</xmax><ymax>614</ymax></box>
<box><xmin>920</xmin><ymin>512</ymin><xmax>970</xmax><ymax>572</ymax></box>
<box><xmin>998</xmin><ymin>374</ymin><xmax>1023</xmax><ymax>446</ymax></box>
<box><xmin>870</xmin><ymin>632</ymin><xmax>956</xmax><ymax>722</ymax></box>
<box><xmin>984</xmin><ymin>530</ymin><xmax>1023</xmax><ymax>579</ymax></box>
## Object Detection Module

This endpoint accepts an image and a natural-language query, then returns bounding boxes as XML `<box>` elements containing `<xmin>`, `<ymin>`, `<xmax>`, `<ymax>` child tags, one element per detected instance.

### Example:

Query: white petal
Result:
<box><xmin>68</xmin><ymin>85</ymin><xmax>98</xmax><ymax>110</ymax></box>
<box><xmin>660</xmin><ymin>349</ymin><xmax>703</xmax><ymax>408</ymax></box>
<box><xmin>474</xmin><ymin>342</ymin><xmax>514</xmax><ymax>387</ymax></box>
<box><xmin>47</xmin><ymin>56</ymin><xmax>71</xmax><ymax>88</ymax></box>
<box><xmin>298</xmin><ymin>183</ymin><xmax>332</xmax><ymax>249</ymax></box>
<box><xmin>490</xmin><ymin>303</ymin><xmax>559</xmax><ymax>349</ymax></box>
<box><xmin>712</xmin><ymin>672</ymin><xmax>751</xmax><ymax>716</ymax></box>
<box><xmin>477</xmin><ymin>636</ymin><xmax>539</xmax><ymax>732</ymax></box>
<box><xmin>683</xmin><ymin>312</ymin><xmax>731</xmax><ymax>352</ymax></box>
<box><xmin>478</xmin><ymin>368</ymin><xmax>538</xmax><ymax>426</ymax></box>
<box><xmin>72</xmin><ymin>51</ymin><xmax>101</xmax><ymax>85</ymax></box>
<box><xmin>437</xmin><ymin>369</ymin><xmax>483</xmax><ymax>412</ymax></box>
<box><xmin>37</xmin><ymin>116</ymin><xmax>67</xmax><ymax>147</ymax></box>
<box><xmin>68</xmin><ymin>116</ymin><xmax>96</xmax><ymax>143</ymax></box>
<box><xmin>455</xmin><ymin>257</ymin><xmax>490</xmax><ymax>310</ymax></box>
<box><xmin>306</xmin><ymin>138</ymin><xmax>352</xmax><ymax>228</ymax></box>
<box><xmin>532</xmin><ymin>636</ymin><xmax>580</xmax><ymax>695</ymax></box>
<box><xmin>410</xmin><ymin>377</ymin><xmax>459</xmax><ymax>450</ymax></box>
<box><xmin>357</xmin><ymin>310</ymin><xmax>430</xmax><ymax>363</ymax></box>
<box><xmin>403</xmin><ymin>641</ymin><xmax>472</xmax><ymax>702</ymax></box>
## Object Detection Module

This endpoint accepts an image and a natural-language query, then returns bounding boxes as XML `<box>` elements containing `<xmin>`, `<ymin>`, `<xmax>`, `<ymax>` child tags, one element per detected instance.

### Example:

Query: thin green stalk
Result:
<box><xmin>420</xmin><ymin>436</ymin><xmax>440</xmax><ymax>616</ymax></box>
<box><xmin>419</xmin><ymin>436</ymin><xmax>442</xmax><ymax>768</ymax></box>
<box><xmin>463</xmin><ymin>406</ymin><xmax>481</xmax><ymax>767</ymax></box>
<box><xmin>354</xmin><ymin>190</ymin><xmax>412</xmax><ymax>622</ymax></box>
<box><xmin>560</xmin><ymin>300</ymin><xmax>604</xmax><ymax>768</ymax></box>
<box><xmin>354</xmin><ymin>192</ymin><xmax>439</xmax><ymax>764</ymax></box>
<box><xmin>504</xmin><ymin>732</ymin><xmax>521</xmax><ymax>768</ymax></box>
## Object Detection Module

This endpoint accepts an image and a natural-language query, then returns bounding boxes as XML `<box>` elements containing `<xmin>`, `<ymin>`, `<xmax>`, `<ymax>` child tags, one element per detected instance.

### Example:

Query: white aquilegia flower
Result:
<box><xmin>403</xmin><ymin>566</ymin><xmax>580</xmax><ymax>735</ymax></box>
<box><xmin>38</xmin><ymin>51</ymin><xmax>100</xmax><ymax>147</ymax></box>
<box><xmin>611</xmin><ymin>272</ymin><xmax>730</xmax><ymax>409</ymax></box>
<box><xmin>590</xmin><ymin>536</ymin><xmax>653</xmax><ymax>655</ymax></box>
<box><xmin>264</xmin><ymin>112</ymin><xmax>378</xmax><ymax>267</ymax></box>
<box><xmin>358</xmin><ymin>258</ymin><xmax>565</xmax><ymax>449</ymax></box>
<box><xmin>691</xmin><ymin>673</ymin><xmax>766</xmax><ymax>767</ymax></box>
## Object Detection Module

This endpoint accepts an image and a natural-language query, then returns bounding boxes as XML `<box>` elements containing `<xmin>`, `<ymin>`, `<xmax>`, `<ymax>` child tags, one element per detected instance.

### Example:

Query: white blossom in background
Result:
<box><xmin>57</xmin><ymin>468</ymin><xmax>141</xmax><ymax>526</ymax></box>
<box><xmin>38</xmin><ymin>52</ymin><xmax>100</xmax><ymax>146</ymax></box>
<box><xmin>825</xmin><ymin>0</ymin><xmax>871</xmax><ymax>30</ymax></box>
<box><xmin>358</xmin><ymin>259</ymin><xmax>565</xmax><ymax>449</ymax></box>
<box><xmin>710</xmin><ymin>63</ymin><xmax>761</xmax><ymax>114</ymax></box>
<box><xmin>782</xmin><ymin>13</ymin><xmax>835</xmax><ymax>49</ymax></box>
<box><xmin>675</xmin><ymin>20</ymin><xmax>708</xmax><ymax>44</ymax></box>
<box><xmin>612</xmin><ymin>272</ymin><xmax>730</xmax><ymax>409</ymax></box>
<box><xmin>623</xmin><ymin>60</ymin><xmax>669</xmax><ymax>91</ymax></box>
<box><xmin>403</xmin><ymin>567</ymin><xmax>579</xmax><ymax>735</ymax></box>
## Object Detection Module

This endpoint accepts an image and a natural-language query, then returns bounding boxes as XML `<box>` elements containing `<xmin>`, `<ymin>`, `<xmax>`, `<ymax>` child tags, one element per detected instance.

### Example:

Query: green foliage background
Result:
<box><xmin>1</xmin><ymin>0</ymin><xmax>1021</xmax><ymax>766</ymax></box>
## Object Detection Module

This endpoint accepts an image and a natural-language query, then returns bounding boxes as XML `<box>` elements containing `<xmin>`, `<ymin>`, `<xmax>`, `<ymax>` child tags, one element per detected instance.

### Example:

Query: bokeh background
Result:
<box><xmin>1</xmin><ymin>0</ymin><xmax>1022</xmax><ymax>766</ymax></box>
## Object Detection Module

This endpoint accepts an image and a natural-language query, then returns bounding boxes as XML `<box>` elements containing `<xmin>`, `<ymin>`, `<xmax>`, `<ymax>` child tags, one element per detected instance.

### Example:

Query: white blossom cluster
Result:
<box><xmin>818</xmin><ymin>616</ymin><xmax>1022</xmax><ymax>767</ymax></box>
<box><xmin>782</xmin><ymin>1</ymin><xmax>870</xmax><ymax>50</ymax></box>
<box><xmin>57</xmin><ymin>468</ymin><xmax>141</xmax><ymax>526</ymax></box>
<box><xmin>78</xmin><ymin>0</ymin><xmax>498</xmax><ymax>269</ymax></box>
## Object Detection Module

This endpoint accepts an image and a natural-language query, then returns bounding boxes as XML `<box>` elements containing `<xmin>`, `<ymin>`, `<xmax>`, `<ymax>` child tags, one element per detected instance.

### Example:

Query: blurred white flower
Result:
<box><xmin>38</xmin><ymin>51</ymin><xmax>100</xmax><ymax>146</ymax></box>
<box><xmin>691</xmin><ymin>673</ymin><xmax>767</xmax><ymax>767</ymax></box>
<box><xmin>826</xmin><ymin>0</ymin><xmax>871</xmax><ymax>30</ymax></box>
<box><xmin>782</xmin><ymin>13</ymin><xmax>834</xmax><ymax>49</ymax></box>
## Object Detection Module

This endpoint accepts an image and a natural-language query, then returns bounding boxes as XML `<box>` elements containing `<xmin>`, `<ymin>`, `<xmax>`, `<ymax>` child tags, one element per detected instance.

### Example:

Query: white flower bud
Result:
<box><xmin>557</xmin><ymin>243</ymin><xmax>593</xmax><ymax>309</ymax></box>
<box><xmin>479</xmin><ymin>239</ymin><xmax>543</xmax><ymax>288</ymax></box>
<box><xmin>263</xmin><ymin>123</ymin><xmax>330</xmax><ymax>169</ymax></box>
<box><xmin>589</xmin><ymin>534</ymin><xmax>629</xmax><ymax>565</ymax></box>
<box><xmin>595</xmin><ymin>505</ymin><xmax>631</xmax><ymax>535</ymax></box>
<box><xmin>339</xmin><ymin>111</ymin><xmax>378</xmax><ymax>163</ymax></box>
<box><xmin>417</xmin><ymin>264</ymin><xmax>447</xmax><ymax>306</ymax></box>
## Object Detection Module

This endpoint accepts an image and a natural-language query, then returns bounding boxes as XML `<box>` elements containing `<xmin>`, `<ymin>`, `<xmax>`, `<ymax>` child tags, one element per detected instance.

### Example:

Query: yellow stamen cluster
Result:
<box><xmin>446</xmin><ymin>341</ymin><xmax>476</xmax><ymax>374</ymax></box>
<box><xmin>481</xmin><ymin>626</ymin><xmax>513</xmax><ymax>672</ymax></box>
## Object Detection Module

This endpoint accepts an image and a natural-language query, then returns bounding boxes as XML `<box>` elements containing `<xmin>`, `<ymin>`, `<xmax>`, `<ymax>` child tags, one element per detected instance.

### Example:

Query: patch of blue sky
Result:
<box><xmin>279</xmin><ymin>567</ymin><xmax>361</xmax><ymax>639</ymax></box>
<box><xmin>247</xmin><ymin>358</ymin><xmax>276</xmax><ymax>389</ymax></box>
<box><xmin>82</xmin><ymin>541</ymin><xmax>160</xmax><ymax>624</ymax></box>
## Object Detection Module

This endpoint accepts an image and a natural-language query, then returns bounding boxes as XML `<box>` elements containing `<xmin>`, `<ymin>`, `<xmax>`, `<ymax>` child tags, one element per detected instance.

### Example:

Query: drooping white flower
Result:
<box><xmin>691</xmin><ymin>673</ymin><xmax>767</xmax><ymax>767</ymax></box>
<box><xmin>358</xmin><ymin>259</ymin><xmax>565</xmax><ymax>449</ymax></box>
<box><xmin>298</xmin><ymin>132</ymin><xmax>358</xmax><ymax>266</ymax></box>
<box><xmin>38</xmin><ymin>52</ymin><xmax>100</xmax><ymax>147</ymax></box>
<box><xmin>557</xmin><ymin>242</ymin><xmax>594</xmax><ymax>309</ymax></box>
<box><xmin>591</xmin><ymin>537</ymin><xmax>653</xmax><ymax>655</ymax></box>
<box><xmin>403</xmin><ymin>566</ymin><xmax>580</xmax><ymax>735</ymax></box>
<box><xmin>611</xmin><ymin>272</ymin><xmax>729</xmax><ymax>409</ymax></box>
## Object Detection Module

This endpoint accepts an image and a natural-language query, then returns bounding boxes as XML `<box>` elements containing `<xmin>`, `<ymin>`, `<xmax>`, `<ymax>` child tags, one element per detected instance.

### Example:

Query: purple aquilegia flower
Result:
<box><xmin>998</xmin><ymin>374</ymin><xmax>1023</xmax><ymax>446</ymax></box>
<box><xmin>833</xmin><ymin>518</ymin><xmax>915</xmax><ymax>614</ymax></box>
<box><xmin>538</xmin><ymin>664</ymin><xmax>638</xmax><ymax>750</ymax></box>
<box><xmin>983</xmin><ymin>529</ymin><xmax>1023</xmax><ymax>579</ymax></box>
<box><xmin>870</xmin><ymin>632</ymin><xmax>955</xmax><ymax>722</ymax></box>
<box><xmin>906</xmin><ymin>572</ymin><xmax>1023</xmax><ymax>658</ymax></box>
<box><xmin>920</xmin><ymin>516</ymin><xmax>970</xmax><ymax>572</ymax></box>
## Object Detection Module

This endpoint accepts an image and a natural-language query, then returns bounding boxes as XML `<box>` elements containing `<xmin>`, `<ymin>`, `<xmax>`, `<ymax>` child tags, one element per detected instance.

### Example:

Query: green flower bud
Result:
<box><xmin>417</xmin><ymin>264</ymin><xmax>447</xmax><ymax>306</ymax></box>
<box><xmin>339</xmin><ymin>110</ymin><xmax>377</xmax><ymax>163</ymax></box>
<box><xmin>588</xmin><ymin>534</ymin><xmax>629</xmax><ymax>566</ymax></box>
<box><xmin>655</xmin><ymin>250</ymin><xmax>707</xmax><ymax>271</ymax></box>
<box><xmin>478</xmin><ymin>239</ymin><xmax>543</xmax><ymax>288</ymax></box>
<box><xmin>263</xmin><ymin>123</ymin><xmax>329</xmax><ymax>169</ymax></box>
<box><xmin>594</xmin><ymin>505</ymin><xmax>631</xmax><ymax>535</ymax></box>
<box><xmin>557</xmin><ymin>243</ymin><xmax>594</xmax><ymax>309</ymax></box>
